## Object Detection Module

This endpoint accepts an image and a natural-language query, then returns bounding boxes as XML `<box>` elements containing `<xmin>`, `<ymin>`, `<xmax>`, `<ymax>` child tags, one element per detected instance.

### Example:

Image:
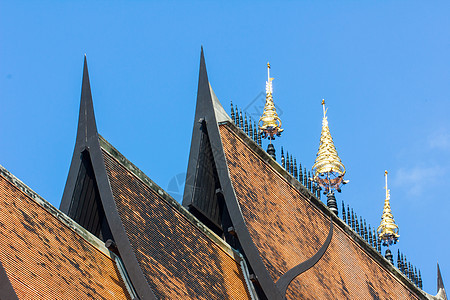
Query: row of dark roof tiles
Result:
<box><xmin>341</xmin><ymin>201</ymin><xmax>423</xmax><ymax>289</ymax></box>
<box><xmin>230</xmin><ymin>102</ymin><xmax>321</xmax><ymax>199</ymax></box>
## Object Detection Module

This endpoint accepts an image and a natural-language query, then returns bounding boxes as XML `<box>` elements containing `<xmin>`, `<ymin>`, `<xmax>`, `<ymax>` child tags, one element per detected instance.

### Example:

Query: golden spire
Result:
<box><xmin>312</xmin><ymin>100</ymin><xmax>346</xmax><ymax>183</ymax></box>
<box><xmin>377</xmin><ymin>170</ymin><xmax>400</xmax><ymax>246</ymax></box>
<box><xmin>259</xmin><ymin>62</ymin><xmax>283</xmax><ymax>140</ymax></box>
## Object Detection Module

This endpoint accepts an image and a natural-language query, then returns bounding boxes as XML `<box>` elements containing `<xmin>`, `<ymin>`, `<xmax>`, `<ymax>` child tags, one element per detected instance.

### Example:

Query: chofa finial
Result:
<box><xmin>437</xmin><ymin>262</ymin><xmax>447</xmax><ymax>298</ymax></box>
<box><xmin>312</xmin><ymin>99</ymin><xmax>347</xmax><ymax>214</ymax></box>
<box><xmin>377</xmin><ymin>170</ymin><xmax>400</xmax><ymax>246</ymax></box>
<box><xmin>321</xmin><ymin>99</ymin><xmax>326</xmax><ymax>118</ymax></box>
<box><xmin>377</xmin><ymin>170</ymin><xmax>400</xmax><ymax>265</ymax></box>
<box><xmin>259</xmin><ymin>62</ymin><xmax>283</xmax><ymax>141</ymax></box>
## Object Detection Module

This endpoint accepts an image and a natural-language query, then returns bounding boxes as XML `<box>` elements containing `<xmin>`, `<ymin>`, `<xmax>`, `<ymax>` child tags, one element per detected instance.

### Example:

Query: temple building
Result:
<box><xmin>0</xmin><ymin>49</ymin><xmax>446</xmax><ymax>299</ymax></box>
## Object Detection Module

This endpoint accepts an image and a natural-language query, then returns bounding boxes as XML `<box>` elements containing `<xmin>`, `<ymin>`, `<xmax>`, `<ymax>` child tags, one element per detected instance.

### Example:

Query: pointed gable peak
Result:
<box><xmin>195</xmin><ymin>47</ymin><xmax>230</xmax><ymax>123</ymax></box>
<box><xmin>438</xmin><ymin>262</ymin><xmax>447</xmax><ymax>295</ymax></box>
<box><xmin>195</xmin><ymin>46</ymin><xmax>211</xmax><ymax>114</ymax></box>
<box><xmin>82</xmin><ymin>55</ymin><xmax>91</xmax><ymax>102</ymax></box>
<box><xmin>198</xmin><ymin>46</ymin><xmax>208</xmax><ymax>86</ymax></box>
<box><xmin>78</xmin><ymin>55</ymin><xmax>99</xmax><ymax>145</ymax></box>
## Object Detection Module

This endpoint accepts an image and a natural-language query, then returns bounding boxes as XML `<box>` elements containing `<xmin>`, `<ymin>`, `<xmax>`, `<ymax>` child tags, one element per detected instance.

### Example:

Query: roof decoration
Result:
<box><xmin>0</xmin><ymin>165</ymin><xmax>132</xmax><ymax>299</ymax></box>
<box><xmin>219</xmin><ymin>124</ymin><xmax>426</xmax><ymax>299</ymax></box>
<box><xmin>1</xmin><ymin>49</ymin><xmax>442</xmax><ymax>300</ymax></box>
<box><xmin>258</xmin><ymin>63</ymin><xmax>283</xmax><ymax>141</ymax></box>
<box><xmin>437</xmin><ymin>263</ymin><xmax>447</xmax><ymax>299</ymax></box>
<box><xmin>312</xmin><ymin>99</ymin><xmax>347</xmax><ymax>194</ymax></box>
<box><xmin>340</xmin><ymin>185</ymin><xmax>424</xmax><ymax>284</ymax></box>
<box><xmin>377</xmin><ymin>170</ymin><xmax>400</xmax><ymax>246</ymax></box>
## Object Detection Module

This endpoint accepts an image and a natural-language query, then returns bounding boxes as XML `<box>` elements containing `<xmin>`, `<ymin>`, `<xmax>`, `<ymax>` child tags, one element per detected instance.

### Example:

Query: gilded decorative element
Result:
<box><xmin>312</xmin><ymin>100</ymin><xmax>346</xmax><ymax>192</ymax></box>
<box><xmin>377</xmin><ymin>170</ymin><xmax>399</xmax><ymax>246</ymax></box>
<box><xmin>259</xmin><ymin>63</ymin><xmax>283</xmax><ymax>140</ymax></box>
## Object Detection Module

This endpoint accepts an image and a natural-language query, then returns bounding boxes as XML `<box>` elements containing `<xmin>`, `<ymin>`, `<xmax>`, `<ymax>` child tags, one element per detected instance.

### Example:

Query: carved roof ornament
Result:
<box><xmin>312</xmin><ymin>99</ymin><xmax>347</xmax><ymax>193</ymax></box>
<box><xmin>258</xmin><ymin>63</ymin><xmax>283</xmax><ymax>141</ymax></box>
<box><xmin>377</xmin><ymin>170</ymin><xmax>400</xmax><ymax>246</ymax></box>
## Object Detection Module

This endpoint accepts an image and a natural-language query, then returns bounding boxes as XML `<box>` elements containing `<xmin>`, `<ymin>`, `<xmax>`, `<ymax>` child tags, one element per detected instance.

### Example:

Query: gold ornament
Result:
<box><xmin>312</xmin><ymin>100</ymin><xmax>346</xmax><ymax>192</ymax></box>
<box><xmin>259</xmin><ymin>63</ymin><xmax>283</xmax><ymax>140</ymax></box>
<box><xmin>377</xmin><ymin>171</ymin><xmax>400</xmax><ymax>246</ymax></box>
<box><xmin>377</xmin><ymin>170</ymin><xmax>400</xmax><ymax>246</ymax></box>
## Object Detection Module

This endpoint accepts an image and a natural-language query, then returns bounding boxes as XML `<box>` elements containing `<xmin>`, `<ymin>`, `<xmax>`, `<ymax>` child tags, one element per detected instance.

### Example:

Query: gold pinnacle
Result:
<box><xmin>312</xmin><ymin>100</ymin><xmax>345</xmax><ymax>177</ymax></box>
<box><xmin>377</xmin><ymin>170</ymin><xmax>400</xmax><ymax>245</ymax></box>
<box><xmin>258</xmin><ymin>62</ymin><xmax>283</xmax><ymax>139</ymax></box>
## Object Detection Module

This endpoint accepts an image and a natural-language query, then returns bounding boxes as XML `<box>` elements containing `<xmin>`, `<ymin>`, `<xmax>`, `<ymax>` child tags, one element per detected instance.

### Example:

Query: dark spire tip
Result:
<box><xmin>342</xmin><ymin>201</ymin><xmax>346</xmax><ymax>222</ymax></box>
<box><xmin>289</xmin><ymin>155</ymin><xmax>294</xmax><ymax>175</ymax></box>
<box><xmin>438</xmin><ymin>262</ymin><xmax>446</xmax><ymax>293</ymax></box>
<box><xmin>419</xmin><ymin>269</ymin><xmax>423</xmax><ymax>289</ymax></box>
<box><xmin>79</xmin><ymin>54</ymin><xmax>98</xmax><ymax>137</ymax></box>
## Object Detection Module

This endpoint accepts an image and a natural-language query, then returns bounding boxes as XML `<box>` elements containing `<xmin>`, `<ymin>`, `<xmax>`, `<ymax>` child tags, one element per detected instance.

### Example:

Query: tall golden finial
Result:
<box><xmin>259</xmin><ymin>62</ymin><xmax>283</xmax><ymax>141</ymax></box>
<box><xmin>312</xmin><ymin>99</ymin><xmax>346</xmax><ymax>193</ymax></box>
<box><xmin>377</xmin><ymin>170</ymin><xmax>399</xmax><ymax>246</ymax></box>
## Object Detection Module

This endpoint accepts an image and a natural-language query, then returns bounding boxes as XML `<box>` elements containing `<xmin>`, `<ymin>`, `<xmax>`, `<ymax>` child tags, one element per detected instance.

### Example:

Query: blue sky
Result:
<box><xmin>1</xmin><ymin>1</ymin><xmax>449</xmax><ymax>294</ymax></box>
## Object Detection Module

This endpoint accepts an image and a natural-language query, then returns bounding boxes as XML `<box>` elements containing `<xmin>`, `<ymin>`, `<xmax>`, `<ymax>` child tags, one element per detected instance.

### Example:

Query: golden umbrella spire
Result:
<box><xmin>259</xmin><ymin>62</ymin><xmax>283</xmax><ymax>140</ymax></box>
<box><xmin>312</xmin><ymin>100</ymin><xmax>346</xmax><ymax>193</ymax></box>
<box><xmin>377</xmin><ymin>170</ymin><xmax>399</xmax><ymax>246</ymax></box>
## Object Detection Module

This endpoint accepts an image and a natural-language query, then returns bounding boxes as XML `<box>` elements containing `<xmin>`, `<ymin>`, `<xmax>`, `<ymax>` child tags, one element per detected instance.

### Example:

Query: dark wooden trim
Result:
<box><xmin>0</xmin><ymin>260</ymin><xmax>19</xmax><ymax>300</ymax></box>
<box><xmin>209</xmin><ymin>122</ymin><xmax>283</xmax><ymax>300</ymax></box>
<box><xmin>185</xmin><ymin>48</ymin><xmax>283</xmax><ymax>300</ymax></box>
<box><xmin>222</xmin><ymin>118</ymin><xmax>432</xmax><ymax>297</ymax></box>
<box><xmin>182</xmin><ymin>48</ymin><xmax>206</xmax><ymax>209</ymax></box>
<box><xmin>60</xmin><ymin>56</ymin><xmax>98</xmax><ymax>213</ymax></box>
<box><xmin>276</xmin><ymin>216</ymin><xmax>333</xmax><ymax>297</ymax></box>
<box><xmin>90</xmin><ymin>140</ymin><xmax>157</xmax><ymax>300</ymax></box>
<box><xmin>437</xmin><ymin>263</ymin><xmax>447</xmax><ymax>298</ymax></box>
<box><xmin>59</xmin><ymin>56</ymin><xmax>156</xmax><ymax>300</ymax></box>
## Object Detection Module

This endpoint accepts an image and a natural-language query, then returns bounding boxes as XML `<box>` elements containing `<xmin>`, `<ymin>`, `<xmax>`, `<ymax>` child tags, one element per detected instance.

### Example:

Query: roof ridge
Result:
<box><xmin>220</xmin><ymin>119</ymin><xmax>315</xmax><ymax>199</ymax></box>
<box><xmin>218</xmin><ymin>121</ymin><xmax>430</xmax><ymax>298</ymax></box>
<box><xmin>0</xmin><ymin>164</ymin><xmax>114</xmax><ymax>260</ymax></box>
<box><xmin>98</xmin><ymin>135</ymin><xmax>242</xmax><ymax>261</ymax></box>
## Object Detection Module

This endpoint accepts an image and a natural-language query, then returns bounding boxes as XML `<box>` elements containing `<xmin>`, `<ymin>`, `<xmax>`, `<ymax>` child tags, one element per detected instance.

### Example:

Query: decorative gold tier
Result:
<box><xmin>377</xmin><ymin>170</ymin><xmax>400</xmax><ymax>246</ymax></box>
<box><xmin>258</xmin><ymin>63</ymin><xmax>283</xmax><ymax>140</ymax></box>
<box><xmin>312</xmin><ymin>100</ymin><xmax>345</xmax><ymax>177</ymax></box>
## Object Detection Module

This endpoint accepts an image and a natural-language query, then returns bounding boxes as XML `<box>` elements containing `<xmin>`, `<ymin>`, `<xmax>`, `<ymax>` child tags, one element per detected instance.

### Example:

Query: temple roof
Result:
<box><xmin>99</xmin><ymin>136</ymin><xmax>253</xmax><ymax>299</ymax></box>
<box><xmin>0</xmin><ymin>164</ymin><xmax>132</xmax><ymax>299</ymax></box>
<box><xmin>0</xmin><ymin>50</ymin><xmax>446</xmax><ymax>300</ymax></box>
<box><xmin>219</xmin><ymin>122</ymin><xmax>423</xmax><ymax>299</ymax></box>
<box><xmin>56</xmin><ymin>55</ymin><xmax>253</xmax><ymax>299</ymax></box>
<box><xmin>183</xmin><ymin>49</ymin><xmax>440</xmax><ymax>300</ymax></box>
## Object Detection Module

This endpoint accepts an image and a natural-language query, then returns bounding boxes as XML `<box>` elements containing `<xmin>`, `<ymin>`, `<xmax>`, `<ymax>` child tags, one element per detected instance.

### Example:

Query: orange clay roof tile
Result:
<box><xmin>219</xmin><ymin>123</ymin><xmax>422</xmax><ymax>300</ymax></box>
<box><xmin>0</xmin><ymin>168</ymin><xmax>131</xmax><ymax>300</ymax></box>
<box><xmin>100</xmin><ymin>143</ymin><xmax>252</xmax><ymax>300</ymax></box>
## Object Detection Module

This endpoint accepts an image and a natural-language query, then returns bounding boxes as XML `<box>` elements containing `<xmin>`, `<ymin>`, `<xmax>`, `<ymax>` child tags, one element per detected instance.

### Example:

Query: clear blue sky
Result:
<box><xmin>1</xmin><ymin>1</ymin><xmax>449</xmax><ymax>295</ymax></box>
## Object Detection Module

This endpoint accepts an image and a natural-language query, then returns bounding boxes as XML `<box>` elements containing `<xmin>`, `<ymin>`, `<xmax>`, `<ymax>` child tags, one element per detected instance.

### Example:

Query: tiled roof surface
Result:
<box><xmin>0</xmin><ymin>170</ymin><xmax>131</xmax><ymax>300</ymax></box>
<box><xmin>219</xmin><ymin>124</ymin><xmax>420</xmax><ymax>300</ymax></box>
<box><xmin>101</xmin><ymin>144</ymin><xmax>252</xmax><ymax>300</ymax></box>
